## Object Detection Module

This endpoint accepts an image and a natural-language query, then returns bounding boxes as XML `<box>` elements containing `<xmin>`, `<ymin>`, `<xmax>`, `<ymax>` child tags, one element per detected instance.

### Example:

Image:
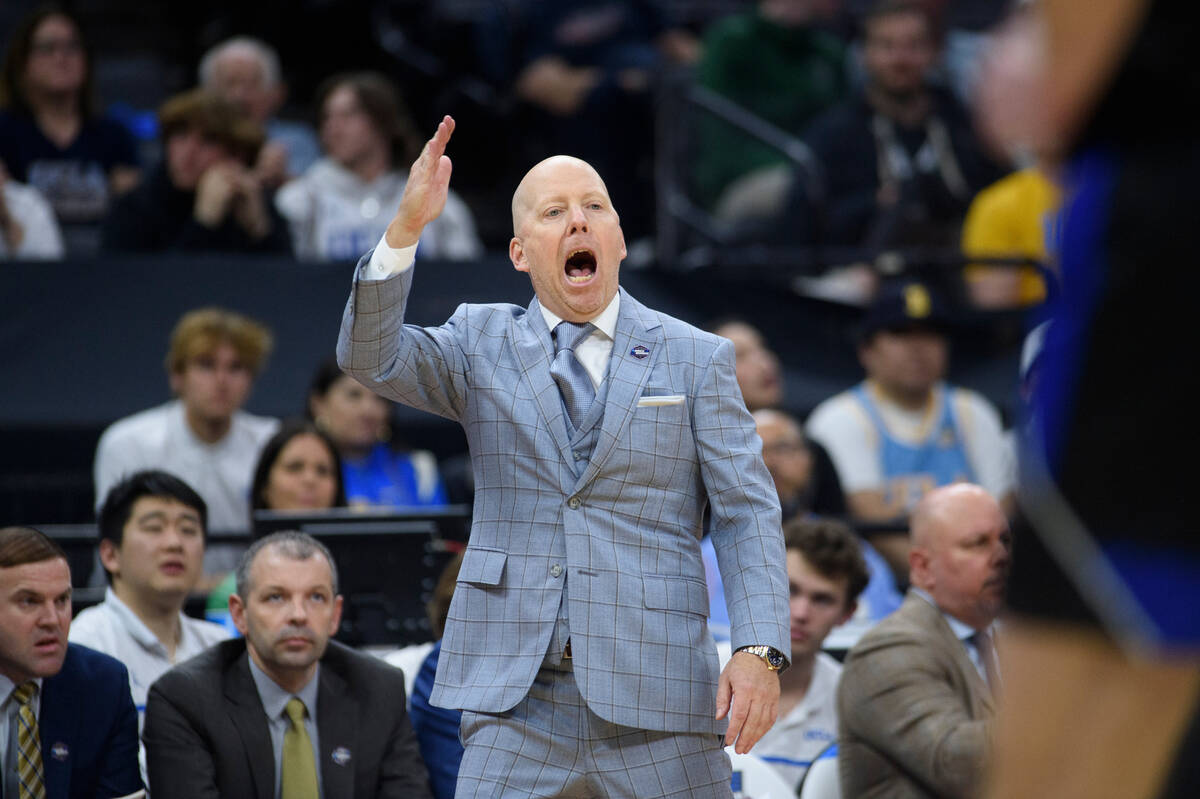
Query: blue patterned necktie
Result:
<box><xmin>550</xmin><ymin>321</ymin><xmax>596</xmax><ymax>431</ymax></box>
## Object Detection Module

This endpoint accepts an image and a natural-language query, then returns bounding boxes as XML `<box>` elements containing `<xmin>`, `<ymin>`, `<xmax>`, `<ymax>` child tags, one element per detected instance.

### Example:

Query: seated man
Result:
<box><xmin>806</xmin><ymin>279</ymin><xmax>1013</xmax><ymax>575</ymax></box>
<box><xmin>71</xmin><ymin>470</ymin><xmax>229</xmax><ymax>732</ymax></box>
<box><xmin>199</xmin><ymin>36</ymin><xmax>321</xmax><ymax>188</ymax></box>
<box><xmin>0</xmin><ymin>526</ymin><xmax>142</xmax><ymax>798</ymax></box>
<box><xmin>838</xmin><ymin>484</ymin><xmax>1009</xmax><ymax>798</ymax></box>
<box><xmin>100</xmin><ymin>89</ymin><xmax>292</xmax><ymax>254</ymax></box>
<box><xmin>143</xmin><ymin>531</ymin><xmax>431</xmax><ymax>798</ymax></box>
<box><xmin>754</xmin><ymin>517</ymin><xmax>868</xmax><ymax>792</ymax></box>
<box><xmin>94</xmin><ymin>307</ymin><xmax>279</xmax><ymax>534</ymax></box>
<box><xmin>786</xmin><ymin>0</ymin><xmax>1003</xmax><ymax>248</ymax></box>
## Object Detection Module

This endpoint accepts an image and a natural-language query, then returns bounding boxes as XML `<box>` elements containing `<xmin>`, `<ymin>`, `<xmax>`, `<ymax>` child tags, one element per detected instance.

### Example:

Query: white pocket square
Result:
<box><xmin>637</xmin><ymin>394</ymin><xmax>685</xmax><ymax>407</ymax></box>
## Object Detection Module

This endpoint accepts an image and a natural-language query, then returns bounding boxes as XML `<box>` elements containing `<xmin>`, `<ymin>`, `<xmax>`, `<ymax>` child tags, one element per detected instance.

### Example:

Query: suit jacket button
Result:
<box><xmin>568</xmin><ymin>497</ymin><xmax>581</xmax><ymax>509</ymax></box>
<box><xmin>550</xmin><ymin>564</ymin><xmax>563</xmax><ymax>577</ymax></box>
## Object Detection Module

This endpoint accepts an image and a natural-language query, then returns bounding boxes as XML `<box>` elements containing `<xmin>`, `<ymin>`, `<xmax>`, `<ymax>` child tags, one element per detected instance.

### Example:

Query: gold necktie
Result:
<box><xmin>974</xmin><ymin>629</ymin><xmax>1001</xmax><ymax>693</ymax></box>
<box><xmin>13</xmin><ymin>682</ymin><xmax>46</xmax><ymax>799</ymax></box>
<box><xmin>280</xmin><ymin>697</ymin><xmax>319</xmax><ymax>799</ymax></box>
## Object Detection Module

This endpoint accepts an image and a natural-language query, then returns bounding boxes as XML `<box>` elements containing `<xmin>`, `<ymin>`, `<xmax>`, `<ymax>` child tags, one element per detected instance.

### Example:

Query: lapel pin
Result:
<box><xmin>331</xmin><ymin>746</ymin><xmax>352</xmax><ymax>767</ymax></box>
<box><xmin>51</xmin><ymin>741</ymin><xmax>69</xmax><ymax>761</ymax></box>
<box><xmin>630</xmin><ymin>345</ymin><xmax>650</xmax><ymax>359</ymax></box>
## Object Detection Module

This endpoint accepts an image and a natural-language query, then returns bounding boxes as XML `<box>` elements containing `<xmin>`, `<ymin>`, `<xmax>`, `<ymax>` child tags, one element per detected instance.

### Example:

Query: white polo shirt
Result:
<box><xmin>69</xmin><ymin>588</ymin><xmax>229</xmax><ymax>726</ymax></box>
<box><xmin>751</xmin><ymin>652</ymin><xmax>842</xmax><ymax>791</ymax></box>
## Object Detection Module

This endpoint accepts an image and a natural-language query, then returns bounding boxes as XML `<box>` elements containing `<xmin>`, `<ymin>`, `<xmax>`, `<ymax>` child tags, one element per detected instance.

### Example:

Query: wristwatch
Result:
<box><xmin>736</xmin><ymin>645</ymin><xmax>789</xmax><ymax>673</ymax></box>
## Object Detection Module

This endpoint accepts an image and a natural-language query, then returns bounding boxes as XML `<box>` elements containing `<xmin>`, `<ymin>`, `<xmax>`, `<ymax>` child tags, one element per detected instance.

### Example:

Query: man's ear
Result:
<box><xmin>510</xmin><ymin>237</ymin><xmax>528</xmax><ymax>273</ymax></box>
<box><xmin>97</xmin><ymin>538</ymin><xmax>120</xmax><ymax>579</ymax></box>
<box><xmin>329</xmin><ymin>594</ymin><xmax>344</xmax><ymax>635</ymax></box>
<box><xmin>838</xmin><ymin>599</ymin><xmax>859</xmax><ymax>627</ymax></box>
<box><xmin>168</xmin><ymin>370</ymin><xmax>182</xmax><ymax>396</ymax></box>
<box><xmin>909</xmin><ymin>546</ymin><xmax>930</xmax><ymax>589</ymax></box>
<box><xmin>229</xmin><ymin>593</ymin><xmax>249</xmax><ymax>637</ymax></box>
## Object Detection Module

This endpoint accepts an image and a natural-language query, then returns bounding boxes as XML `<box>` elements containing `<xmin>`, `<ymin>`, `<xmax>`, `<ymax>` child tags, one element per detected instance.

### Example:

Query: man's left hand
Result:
<box><xmin>715</xmin><ymin>651</ymin><xmax>780</xmax><ymax>754</ymax></box>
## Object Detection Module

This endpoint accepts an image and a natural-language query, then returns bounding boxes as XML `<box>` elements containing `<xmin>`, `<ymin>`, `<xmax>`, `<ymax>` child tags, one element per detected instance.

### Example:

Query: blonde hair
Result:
<box><xmin>164</xmin><ymin>307</ymin><xmax>273</xmax><ymax>376</ymax></box>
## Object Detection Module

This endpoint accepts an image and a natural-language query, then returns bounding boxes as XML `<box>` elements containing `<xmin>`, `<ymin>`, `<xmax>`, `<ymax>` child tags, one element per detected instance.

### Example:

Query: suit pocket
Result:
<box><xmin>642</xmin><ymin>574</ymin><xmax>708</xmax><ymax>616</ymax></box>
<box><xmin>457</xmin><ymin>546</ymin><xmax>506</xmax><ymax>586</ymax></box>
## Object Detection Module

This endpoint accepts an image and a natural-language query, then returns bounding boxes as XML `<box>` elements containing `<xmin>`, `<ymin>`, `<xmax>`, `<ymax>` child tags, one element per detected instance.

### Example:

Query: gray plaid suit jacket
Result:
<box><xmin>337</xmin><ymin>259</ymin><xmax>789</xmax><ymax>735</ymax></box>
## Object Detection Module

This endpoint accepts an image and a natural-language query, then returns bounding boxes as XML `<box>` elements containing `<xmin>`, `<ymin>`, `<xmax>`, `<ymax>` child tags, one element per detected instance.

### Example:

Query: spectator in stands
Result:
<box><xmin>0</xmin><ymin>525</ymin><xmax>143</xmax><ymax>798</ymax></box>
<box><xmin>100</xmin><ymin>88</ymin><xmax>292</xmax><ymax>254</ymax></box>
<box><xmin>93</xmin><ymin>307</ymin><xmax>279</xmax><ymax>535</ymax></box>
<box><xmin>788</xmin><ymin>0</ymin><xmax>1003</xmax><ymax>248</ymax></box>
<box><xmin>961</xmin><ymin>164</ymin><xmax>1057</xmax><ymax>308</ymax></box>
<box><xmin>693</xmin><ymin>0</ymin><xmax>848</xmax><ymax>218</ymax></box>
<box><xmin>755</xmin><ymin>517</ymin><xmax>867</xmax><ymax>791</ymax></box>
<box><xmin>250</xmin><ymin>419</ymin><xmax>347</xmax><ymax>514</ymax></box>
<box><xmin>710</xmin><ymin>319</ymin><xmax>784</xmax><ymax>412</ymax></box>
<box><xmin>754</xmin><ymin>408</ymin><xmax>846</xmax><ymax>518</ymax></box>
<box><xmin>513</xmin><ymin>0</ymin><xmax>698</xmax><ymax>242</ymax></box>
<box><xmin>205</xmin><ymin>420</ymin><xmax>348</xmax><ymax>629</ymax></box>
<box><xmin>199</xmin><ymin>36</ymin><xmax>320</xmax><ymax>189</ymax></box>
<box><xmin>70</xmin><ymin>471</ymin><xmax>228</xmax><ymax>740</ymax></box>
<box><xmin>409</xmin><ymin>551</ymin><xmax>465</xmax><ymax>799</ymax></box>
<box><xmin>308</xmin><ymin>359</ymin><xmax>447</xmax><ymax>508</ymax></box>
<box><xmin>276</xmin><ymin>72</ymin><xmax>481</xmax><ymax>262</ymax></box>
<box><xmin>0</xmin><ymin>159</ymin><xmax>63</xmax><ymax>258</ymax></box>
<box><xmin>806</xmin><ymin>279</ymin><xmax>1013</xmax><ymax>576</ymax></box>
<box><xmin>144</xmin><ymin>531</ymin><xmax>432</xmax><ymax>797</ymax></box>
<box><xmin>838</xmin><ymin>484</ymin><xmax>1009</xmax><ymax>797</ymax></box>
<box><xmin>0</xmin><ymin>5</ymin><xmax>140</xmax><ymax>254</ymax></box>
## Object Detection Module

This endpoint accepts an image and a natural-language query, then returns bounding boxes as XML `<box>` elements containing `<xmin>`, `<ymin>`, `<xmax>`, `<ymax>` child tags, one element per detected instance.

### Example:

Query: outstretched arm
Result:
<box><xmin>386</xmin><ymin>116</ymin><xmax>456</xmax><ymax>249</ymax></box>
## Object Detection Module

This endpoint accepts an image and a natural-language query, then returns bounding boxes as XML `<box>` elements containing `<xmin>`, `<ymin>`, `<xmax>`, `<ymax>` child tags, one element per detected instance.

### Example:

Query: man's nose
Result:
<box><xmin>567</xmin><ymin>206</ymin><xmax>589</xmax><ymax>233</ymax></box>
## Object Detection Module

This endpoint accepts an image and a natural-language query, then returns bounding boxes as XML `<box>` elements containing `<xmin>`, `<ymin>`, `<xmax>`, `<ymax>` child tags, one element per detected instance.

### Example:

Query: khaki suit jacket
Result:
<box><xmin>838</xmin><ymin>592</ymin><xmax>995</xmax><ymax>798</ymax></box>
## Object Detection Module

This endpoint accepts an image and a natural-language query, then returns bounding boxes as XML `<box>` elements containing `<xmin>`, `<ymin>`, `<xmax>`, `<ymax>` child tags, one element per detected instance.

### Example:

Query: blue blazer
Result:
<box><xmin>38</xmin><ymin>644</ymin><xmax>142</xmax><ymax>799</ymax></box>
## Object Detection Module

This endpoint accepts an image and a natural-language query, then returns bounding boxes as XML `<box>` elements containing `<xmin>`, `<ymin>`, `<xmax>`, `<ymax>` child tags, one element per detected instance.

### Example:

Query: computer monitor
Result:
<box><xmin>251</xmin><ymin>506</ymin><xmax>470</xmax><ymax>648</ymax></box>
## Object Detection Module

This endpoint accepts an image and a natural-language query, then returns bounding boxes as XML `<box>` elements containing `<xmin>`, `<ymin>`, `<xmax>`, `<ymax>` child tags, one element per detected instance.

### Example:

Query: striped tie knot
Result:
<box><xmin>553</xmin><ymin>321</ymin><xmax>593</xmax><ymax>353</ymax></box>
<box><xmin>12</xmin><ymin>682</ymin><xmax>36</xmax><ymax>706</ymax></box>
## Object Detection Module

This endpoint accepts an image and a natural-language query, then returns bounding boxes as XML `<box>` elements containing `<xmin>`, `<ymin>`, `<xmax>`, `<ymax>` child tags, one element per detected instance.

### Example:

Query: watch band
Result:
<box><xmin>735</xmin><ymin>644</ymin><xmax>788</xmax><ymax>673</ymax></box>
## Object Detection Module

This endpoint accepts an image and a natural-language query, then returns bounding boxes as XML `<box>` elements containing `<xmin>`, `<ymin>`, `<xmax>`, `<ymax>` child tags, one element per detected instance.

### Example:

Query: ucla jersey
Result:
<box><xmin>852</xmin><ymin>382</ymin><xmax>975</xmax><ymax>511</ymax></box>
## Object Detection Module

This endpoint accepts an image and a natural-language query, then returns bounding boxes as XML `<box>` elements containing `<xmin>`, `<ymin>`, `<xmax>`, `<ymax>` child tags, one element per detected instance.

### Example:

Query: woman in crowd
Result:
<box><xmin>276</xmin><ymin>71</ymin><xmax>482</xmax><ymax>261</ymax></box>
<box><xmin>308</xmin><ymin>359</ymin><xmax>448</xmax><ymax>508</ymax></box>
<box><xmin>0</xmin><ymin>5</ymin><xmax>139</xmax><ymax>252</ymax></box>
<box><xmin>206</xmin><ymin>419</ymin><xmax>346</xmax><ymax>628</ymax></box>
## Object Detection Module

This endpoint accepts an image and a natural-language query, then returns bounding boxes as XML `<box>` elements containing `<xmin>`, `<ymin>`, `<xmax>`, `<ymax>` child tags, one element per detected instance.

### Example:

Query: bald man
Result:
<box><xmin>337</xmin><ymin>117</ymin><xmax>789</xmax><ymax>797</ymax></box>
<box><xmin>837</xmin><ymin>484</ymin><xmax>1011</xmax><ymax>799</ymax></box>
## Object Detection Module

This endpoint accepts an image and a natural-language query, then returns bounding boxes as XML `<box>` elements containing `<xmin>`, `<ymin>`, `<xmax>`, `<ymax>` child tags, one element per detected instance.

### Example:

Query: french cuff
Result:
<box><xmin>363</xmin><ymin>233</ymin><xmax>418</xmax><ymax>281</ymax></box>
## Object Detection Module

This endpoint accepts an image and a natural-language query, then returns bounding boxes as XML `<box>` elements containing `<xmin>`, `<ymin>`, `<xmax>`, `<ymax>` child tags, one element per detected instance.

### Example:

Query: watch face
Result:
<box><xmin>767</xmin><ymin>650</ymin><xmax>785</xmax><ymax>668</ymax></box>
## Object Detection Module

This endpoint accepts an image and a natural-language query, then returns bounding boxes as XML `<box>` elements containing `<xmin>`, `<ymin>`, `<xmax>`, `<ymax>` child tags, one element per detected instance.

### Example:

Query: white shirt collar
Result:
<box><xmin>102</xmin><ymin>587</ymin><xmax>184</xmax><ymax>656</ymax></box>
<box><xmin>538</xmin><ymin>291</ymin><xmax>621</xmax><ymax>342</ymax></box>
<box><xmin>912</xmin><ymin>587</ymin><xmax>985</xmax><ymax>641</ymax></box>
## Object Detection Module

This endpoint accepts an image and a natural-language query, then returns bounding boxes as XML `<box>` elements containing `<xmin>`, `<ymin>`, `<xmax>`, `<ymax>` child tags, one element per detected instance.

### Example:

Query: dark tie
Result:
<box><xmin>12</xmin><ymin>682</ymin><xmax>45</xmax><ymax>799</ymax></box>
<box><xmin>972</xmin><ymin>629</ymin><xmax>1001</xmax><ymax>693</ymax></box>
<box><xmin>280</xmin><ymin>697</ymin><xmax>318</xmax><ymax>799</ymax></box>
<box><xmin>550</xmin><ymin>321</ymin><xmax>596</xmax><ymax>430</ymax></box>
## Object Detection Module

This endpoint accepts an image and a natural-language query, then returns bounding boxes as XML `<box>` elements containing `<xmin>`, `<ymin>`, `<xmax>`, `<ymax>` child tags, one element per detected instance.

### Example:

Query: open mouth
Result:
<box><xmin>564</xmin><ymin>249</ymin><xmax>597</xmax><ymax>284</ymax></box>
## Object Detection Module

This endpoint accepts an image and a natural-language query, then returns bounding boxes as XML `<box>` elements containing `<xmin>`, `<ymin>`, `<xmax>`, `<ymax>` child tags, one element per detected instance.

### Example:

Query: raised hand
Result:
<box><xmin>386</xmin><ymin>115</ymin><xmax>456</xmax><ymax>248</ymax></box>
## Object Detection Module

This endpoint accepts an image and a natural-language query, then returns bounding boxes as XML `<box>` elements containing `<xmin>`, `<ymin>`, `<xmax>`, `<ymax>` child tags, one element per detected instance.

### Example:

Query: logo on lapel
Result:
<box><xmin>630</xmin><ymin>345</ymin><xmax>650</xmax><ymax>359</ymax></box>
<box><xmin>331</xmin><ymin>746</ymin><xmax>352</xmax><ymax>767</ymax></box>
<box><xmin>51</xmin><ymin>741</ymin><xmax>69</xmax><ymax>761</ymax></box>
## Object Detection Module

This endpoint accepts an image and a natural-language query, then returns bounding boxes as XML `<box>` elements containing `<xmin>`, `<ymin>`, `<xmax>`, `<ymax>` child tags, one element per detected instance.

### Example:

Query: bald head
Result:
<box><xmin>511</xmin><ymin>156</ymin><xmax>612</xmax><ymax>235</ymax></box>
<box><xmin>909</xmin><ymin>484</ymin><xmax>1011</xmax><ymax>630</ymax></box>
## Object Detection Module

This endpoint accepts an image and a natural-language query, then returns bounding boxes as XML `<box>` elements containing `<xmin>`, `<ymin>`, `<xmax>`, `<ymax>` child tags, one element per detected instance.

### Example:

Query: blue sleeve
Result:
<box><xmin>409</xmin><ymin>644</ymin><xmax>463</xmax><ymax>799</ymax></box>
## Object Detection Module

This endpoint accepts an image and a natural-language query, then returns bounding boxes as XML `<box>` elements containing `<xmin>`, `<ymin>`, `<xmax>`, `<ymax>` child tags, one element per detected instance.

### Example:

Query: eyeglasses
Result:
<box><xmin>31</xmin><ymin>38</ymin><xmax>83</xmax><ymax>57</ymax></box>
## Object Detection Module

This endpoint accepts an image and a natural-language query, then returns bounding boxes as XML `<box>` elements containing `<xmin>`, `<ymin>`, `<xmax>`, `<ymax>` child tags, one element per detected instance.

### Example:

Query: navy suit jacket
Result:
<box><xmin>24</xmin><ymin>644</ymin><xmax>143</xmax><ymax>799</ymax></box>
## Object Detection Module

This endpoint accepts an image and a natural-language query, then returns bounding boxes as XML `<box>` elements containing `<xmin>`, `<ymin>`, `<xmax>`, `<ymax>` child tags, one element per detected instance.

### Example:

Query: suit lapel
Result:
<box><xmin>317</xmin><ymin>661</ymin><xmax>356</xmax><ymax>798</ymax></box>
<box><xmin>513</xmin><ymin>297</ymin><xmax>576</xmax><ymax>470</ymax></box>
<box><xmin>915</xmin><ymin>596</ymin><xmax>996</xmax><ymax>716</ymax></box>
<box><xmin>224</xmin><ymin>653</ymin><xmax>276</xmax><ymax>799</ymax></box>
<box><xmin>39</xmin><ymin>669</ymin><xmax>78</xmax><ymax>799</ymax></box>
<box><xmin>575</xmin><ymin>289</ymin><xmax>662</xmax><ymax>491</ymax></box>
